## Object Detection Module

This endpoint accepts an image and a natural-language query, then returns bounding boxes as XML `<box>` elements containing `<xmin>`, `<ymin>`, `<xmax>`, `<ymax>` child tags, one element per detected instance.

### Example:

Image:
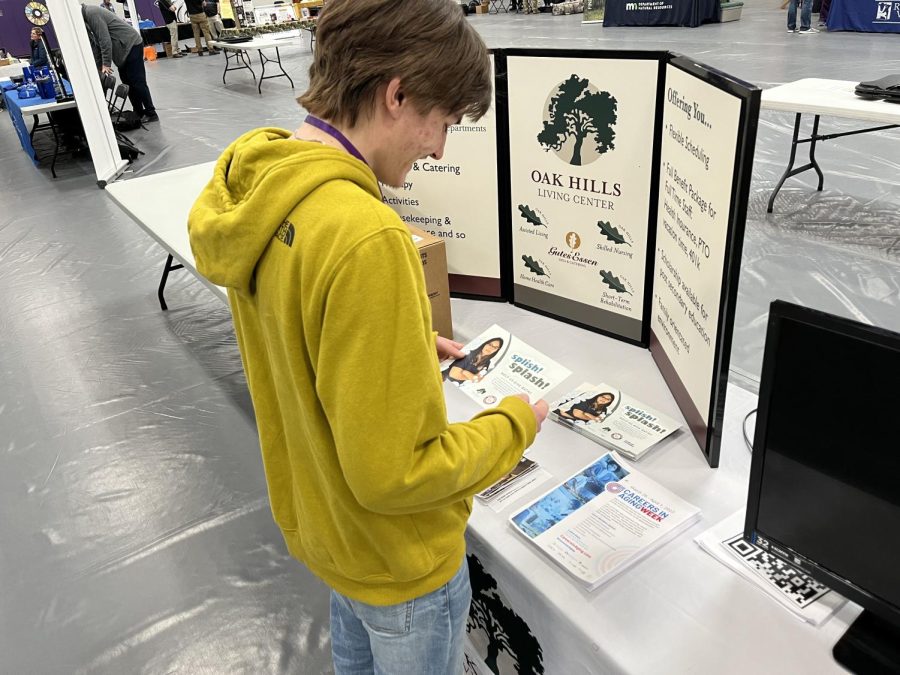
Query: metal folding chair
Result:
<box><xmin>489</xmin><ymin>0</ymin><xmax>509</xmax><ymax>13</ymax></box>
<box><xmin>110</xmin><ymin>83</ymin><xmax>130</xmax><ymax>123</ymax></box>
<box><xmin>101</xmin><ymin>72</ymin><xmax>117</xmax><ymax>111</ymax></box>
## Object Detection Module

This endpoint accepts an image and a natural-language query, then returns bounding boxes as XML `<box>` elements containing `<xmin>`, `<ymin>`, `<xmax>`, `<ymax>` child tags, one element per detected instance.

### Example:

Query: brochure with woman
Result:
<box><xmin>549</xmin><ymin>382</ymin><xmax>681</xmax><ymax>460</ymax></box>
<box><xmin>441</xmin><ymin>324</ymin><xmax>571</xmax><ymax>408</ymax></box>
<box><xmin>510</xmin><ymin>452</ymin><xmax>700</xmax><ymax>590</ymax></box>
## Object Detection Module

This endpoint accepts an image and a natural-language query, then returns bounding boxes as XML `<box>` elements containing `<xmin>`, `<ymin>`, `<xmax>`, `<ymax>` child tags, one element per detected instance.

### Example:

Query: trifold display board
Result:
<box><xmin>649</xmin><ymin>56</ymin><xmax>759</xmax><ymax>467</ymax></box>
<box><xmin>385</xmin><ymin>50</ymin><xmax>759</xmax><ymax>467</ymax></box>
<box><xmin>381</xmin><ymin>55</ymin><xmax>505</xmax><ymax>299</ymax></box>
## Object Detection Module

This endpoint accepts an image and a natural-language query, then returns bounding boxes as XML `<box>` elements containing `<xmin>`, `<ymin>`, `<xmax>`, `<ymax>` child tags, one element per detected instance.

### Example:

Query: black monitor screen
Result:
<box><xmin>746</xmin><ymin>301</ymin><xmax>900</xmax><ymax>620</ymax></box>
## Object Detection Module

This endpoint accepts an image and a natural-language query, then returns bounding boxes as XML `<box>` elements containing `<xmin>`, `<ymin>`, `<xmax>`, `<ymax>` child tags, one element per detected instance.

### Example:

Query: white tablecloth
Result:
<box><xmin>446</xmin><ymin>298</ymin><xmax>859</xmax><ymax>675</ymax></box>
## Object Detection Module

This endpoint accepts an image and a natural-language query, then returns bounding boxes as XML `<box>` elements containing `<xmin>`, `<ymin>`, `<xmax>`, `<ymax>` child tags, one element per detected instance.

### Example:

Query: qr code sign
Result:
<box><xmin>724</xmin><ymin>534</ymin><xmax>830</xmax><ymax>608</ymax></box>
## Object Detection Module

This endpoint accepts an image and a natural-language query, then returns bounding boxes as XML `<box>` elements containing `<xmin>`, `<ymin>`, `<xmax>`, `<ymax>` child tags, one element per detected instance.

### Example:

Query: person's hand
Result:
<box><xmin>101</xmin><ymin>65</ymin><xmax>113</xmax><ymax>76</ymax></box>
<box><xmin>512</xmin><ymin>393</ymin><xmax>549</xmax><ymax>431</ymax></box>
<box><xmin>436</xmin><ymin>336</ymin><xmax>465</xmax><ymax>361</ymax></box>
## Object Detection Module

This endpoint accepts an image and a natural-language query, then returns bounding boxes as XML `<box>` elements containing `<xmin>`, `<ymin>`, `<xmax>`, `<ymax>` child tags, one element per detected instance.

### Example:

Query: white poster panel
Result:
<box><xmin>507</xmin><ymin>55</ymin><xmax>659</xmax><ymax>343</ymax></box>
<box><xmin>650</xmin><ymin>64</ymin><xmax>742</xmax><ymax>428</ymax></box>
<box><xmin>382</xmin><ymin>56</ymin><xmax>501</xmax><ymax>296</ymax></box>
<box><xmin>46</xmin><ymin>0</ymin><xmax>128</xmax><ymax>186</ymax></box>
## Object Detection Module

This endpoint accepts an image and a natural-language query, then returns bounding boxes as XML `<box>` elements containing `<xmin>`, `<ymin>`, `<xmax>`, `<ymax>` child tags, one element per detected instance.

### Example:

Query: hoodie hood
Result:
<box><xmin>188</xmin><ymin>127</ymin><xmax>380</xmax><ymax>291</ymax></box>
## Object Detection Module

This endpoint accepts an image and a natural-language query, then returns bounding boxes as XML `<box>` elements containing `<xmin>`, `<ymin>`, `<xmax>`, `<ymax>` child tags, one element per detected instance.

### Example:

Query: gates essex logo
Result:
<box><xmin>565</xmin><ymin>231</ymin><xmax>582</xmax><ymax>250</ymax></box>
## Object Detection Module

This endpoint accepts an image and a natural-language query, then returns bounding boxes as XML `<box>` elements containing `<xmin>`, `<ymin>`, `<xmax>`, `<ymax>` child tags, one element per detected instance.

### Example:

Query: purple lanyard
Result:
<box><xmin>305</xmin><ymin>115</ymin><xmax>368</xmax><ymax>165</ymax></box>
<box><xmin>304</xmin><ymin>115</ymin><xmax>383</xmax><ymax>200</ymax></box>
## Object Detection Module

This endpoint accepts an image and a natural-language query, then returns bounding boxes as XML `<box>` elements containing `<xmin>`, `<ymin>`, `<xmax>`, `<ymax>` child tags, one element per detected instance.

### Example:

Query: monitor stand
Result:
<box><xmin>833</xmin><ymin>610</ymin><xmax>900</xmax><ymax>674</ymax></box>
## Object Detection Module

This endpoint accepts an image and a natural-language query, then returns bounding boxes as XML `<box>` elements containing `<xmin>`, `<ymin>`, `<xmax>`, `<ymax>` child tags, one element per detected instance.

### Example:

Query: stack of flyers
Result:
<box><xmin>510</xmin><ymin>451</ymin><xmax>700</xmax><ymax>589</ymax></box>
<box><xmin>441</xmin><ymin>324</ymin><xmax>571</xmax><ymax>408</ymax></box>
<box><xmin>549</xmin><ymin>382</ymin><xmax>681</xmax><ymax>460</ymax></box>
<box><xmin>476</xmin><ymin>457</ymin><xmax>543</xmax><ymax>508</ymax></box>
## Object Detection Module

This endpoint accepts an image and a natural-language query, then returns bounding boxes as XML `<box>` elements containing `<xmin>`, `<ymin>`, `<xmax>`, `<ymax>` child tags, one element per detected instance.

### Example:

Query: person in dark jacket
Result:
<box><xmin>157</xmin><ymin>0</ymin><xmax>184</xmax><ymax>58</ymax></box>
<box><xmin>30</xmin><ymin>28</ymin><xmax>50</xmax><ymax>69</ymax></box>
<box><xmin>81</xmin><ymin>4</ymin><xmax>158</xmax><ymax>121</ymax></box>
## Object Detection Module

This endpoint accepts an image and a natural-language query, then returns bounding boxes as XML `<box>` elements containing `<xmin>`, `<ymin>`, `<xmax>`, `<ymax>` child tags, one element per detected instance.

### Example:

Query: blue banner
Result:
<box><xmin>3</xmin><ymin>90</ymin><xmax>39</xmax><ymax>163</ymax></box>
<box><xmin>828</xmin><ymin>0</ymin><xmax>900</xmax><ymax>32</ymax></box>
<box><xmin>603</xmin><ymin>0</ymin><xmax>719</xmax><ymax>27</ymax></box>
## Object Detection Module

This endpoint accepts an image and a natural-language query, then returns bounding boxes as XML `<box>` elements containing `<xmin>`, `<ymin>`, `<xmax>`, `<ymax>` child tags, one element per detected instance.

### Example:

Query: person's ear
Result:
<box><xmin>384</xmin><ymin>77</ymin><xmax>406</xmax><ymax>120</ymax></box>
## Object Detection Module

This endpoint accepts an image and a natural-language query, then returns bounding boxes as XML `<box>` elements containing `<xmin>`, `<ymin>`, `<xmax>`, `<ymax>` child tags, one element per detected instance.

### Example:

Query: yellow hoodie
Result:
<box><xmin>188</xmin><ymin>128</ymin><xmax>537</xmax><ymax>605</ymax></box>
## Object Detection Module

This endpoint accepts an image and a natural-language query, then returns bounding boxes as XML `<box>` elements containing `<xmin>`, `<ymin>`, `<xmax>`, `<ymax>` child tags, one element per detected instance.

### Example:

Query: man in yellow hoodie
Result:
<box><xmin>188</xmin><ymin>0</ymin><xmax>548</xmax><ymax>672</ymax></box>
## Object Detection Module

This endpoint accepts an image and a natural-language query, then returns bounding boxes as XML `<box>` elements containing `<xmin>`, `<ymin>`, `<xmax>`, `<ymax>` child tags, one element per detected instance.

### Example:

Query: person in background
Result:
<box><xmin>81</xmin><ymin>4</ymin><xmax>159</xmax><ymax>122</ymax></box>
<box><xmin>818</xmin><ymin>0</ymin><xmax>831</xmax><ymax>27</ymax></box>
<box><xmin>30</xmin><ymin>28</ymin><xmax>50</xmax><ymax>69</ymax></box>
<box><xmin>187</xmin><ymin>1</ymin><xmax>548</xmax><ymax>671</ymax></box>
<box><xmin>157</xmin><ymin>0</ymin><xmax>184</xmax><ymax>58</ymax></box>
<box><xmin>787</xmin><ymin>0</ymin><xmax>817</xmax><ymax>33</ymax></box>
<box><xmin>100</xmin><ymin>0</ymin><xmax>116</xmax><ymax>12</ymax></box>
<box><xmin>203</xmin><ymin>0</ymin><xmax>224</xmax><ymax>40</ymax></box>
<box><xmin>185</xmin><ymin>0</ymin><xmax>219</xmax><ymax>55</ymax></box>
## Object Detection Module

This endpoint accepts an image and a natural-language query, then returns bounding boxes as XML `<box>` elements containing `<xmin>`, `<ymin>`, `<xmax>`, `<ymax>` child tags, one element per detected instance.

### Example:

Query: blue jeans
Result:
<box><xmin>330</xmin><ymin>560</ymin><xmax>471</xmax><ymax>675</ymax></box>
<box><xmin>787</xmin><ymin>0</ymin><xmax>812</xmax><ymax>30</ymax></box>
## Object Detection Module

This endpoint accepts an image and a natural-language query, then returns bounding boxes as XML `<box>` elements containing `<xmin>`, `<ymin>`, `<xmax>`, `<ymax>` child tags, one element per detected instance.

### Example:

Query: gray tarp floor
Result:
<box><xmin>1</xmin><ymin>5</ymin><xmax>897</xmax><ymax>673</ymax></box>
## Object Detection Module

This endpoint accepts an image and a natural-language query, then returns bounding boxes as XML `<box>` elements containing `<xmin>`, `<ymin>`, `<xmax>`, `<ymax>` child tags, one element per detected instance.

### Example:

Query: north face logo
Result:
<box><xmin>276</xmin><ymin>220</ymin><xmax>295</xmax><ymax>247</ymax></box>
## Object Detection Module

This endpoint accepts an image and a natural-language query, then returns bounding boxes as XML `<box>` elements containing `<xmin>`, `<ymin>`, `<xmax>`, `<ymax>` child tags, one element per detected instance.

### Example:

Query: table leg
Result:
<box><xmin>766</xmin><ymin>113</ymin><xmax>824</xmax><ymax>213</ymax></box>
<box><xmin>49</xmin><ymin>116</ymin><xmax>61</xmax><ymax>179</ymax></box>
<box><xmin>257</xmin><ymin>49</ymin><xmax>265</xmax><ymax>95</ymax></box>
<box><xmin>808</xmin><ymin>114</ymin><xmax>824</xmax><ymax>192</ymax></box>
<box><xmin>244</xmin><ymin>52</ymin><xmax>257</xmax><ymax>84</ymax></box>
<box><xmin>158</xmin><ymin>253</ymin><xmax>185</xmax><ymax>311</ymax></box>
<box><xmin>29</xmin><ymin>114</ymin><xmax>40</xmax><ymax>143</ymax></box>
<box><xmin>222</xmin><ymin>48</ymin><xmax>256</xmax><ymax>86</ymax></box>
<box><xmin>257</xmin><ymin>47</ymin><xmax>294</xmax><ymax>95</ymax></box>
<box><xmin>767</xmin><ymin>114</ymin><xmax>898</xmax><ymax>214</ymax></box>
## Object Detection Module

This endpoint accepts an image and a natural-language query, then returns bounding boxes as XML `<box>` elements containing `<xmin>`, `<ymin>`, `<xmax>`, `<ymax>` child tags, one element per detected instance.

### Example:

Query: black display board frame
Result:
<box><xmin>648</xmin><ymin>54</ymin><xmax>760</xmax><ymax>468</ymax></box>
<box><xmin>448</xmin><ymin>50</ymin><xmax>511</xmax><ymax>302</ymax></box>
<box><xmin>501</xmin><ymin>48</ymin><xmax>668</xmax><ymax>347</ymax></box>
<box><xmin>407</xmin><ymin>48</ymin><xmax>759</xmax><ymax>467</ymax></box>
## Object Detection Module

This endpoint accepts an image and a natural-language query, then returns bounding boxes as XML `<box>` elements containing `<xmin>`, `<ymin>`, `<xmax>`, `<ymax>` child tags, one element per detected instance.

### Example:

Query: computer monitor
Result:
<box><xmin>745</xmin><ymin>300</ymin><xmax>900</xmax><ymax>673</ymax></box>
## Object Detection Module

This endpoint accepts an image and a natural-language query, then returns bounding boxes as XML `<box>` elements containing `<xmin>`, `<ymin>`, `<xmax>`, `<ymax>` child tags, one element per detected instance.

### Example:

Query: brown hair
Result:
<box><xmin>32</xmin><ymin>27</ymin><xmax>44</xmax><ymax>36</ymax></box>
<box><xmin>298</xmin><ymin>0</ymin><xmax>492</xmax><ymax>127</ymax></box>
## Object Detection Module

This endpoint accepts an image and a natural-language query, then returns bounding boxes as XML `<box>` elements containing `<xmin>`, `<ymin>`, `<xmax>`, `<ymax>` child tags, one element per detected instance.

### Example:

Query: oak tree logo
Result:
<box><xmin>522</xmin><ymin>255</ymin><xmax>550</xmax><ymax>277</ymax></box>
<box><xmin>518</xmin><ymin>204</ymin><xmax>547</xmax><ymax>227</ymax></box>
<box><xmin>538</xmin><ymin>74</ymin><xmax>618</xmax><ymax>166</ymax></box>
<box><xmin>600</xmin><ymin>269</ymin><xmax>633</xmax><ymax>294</ymax></box>
<box><xmin>565</xmin><ymin>231</ymin><xmax>582</xmax><ymax>250</ymax></box>
<box><xmin>467</xmin><ymin>554</ymin><xmax>544</xmax><ymax>674</ymax></box>
<box><xmin>597</xmin><ymin>220</ymin><xmax>632</xmax><ymax>246</ymax></box>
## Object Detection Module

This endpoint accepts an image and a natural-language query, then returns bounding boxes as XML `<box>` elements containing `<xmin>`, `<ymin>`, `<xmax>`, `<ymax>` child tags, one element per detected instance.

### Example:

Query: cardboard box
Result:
<box><xmin>408</xmin><ymin>225</ymin><xmax>453</xmax><ymax>339</ymax></box>
<box><xmin>720</xmin><ymin>2</ymin><xmax>743</xmax><ymax>21</ymax></box>
<box><xmin>475</xmin><ymin>3</ymin><xmax>489</xmax><ymax>13</ymax></box>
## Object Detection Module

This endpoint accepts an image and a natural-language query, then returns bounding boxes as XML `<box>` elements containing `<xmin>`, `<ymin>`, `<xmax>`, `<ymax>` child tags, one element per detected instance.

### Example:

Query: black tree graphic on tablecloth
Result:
<box><xmin>467</xmin><ymin>554</ymin><xmax>544</xmax><ymax>674</ymax></box>
<box><xmin>537</xmin><ymin>75</ymin><xmax>618</xmax><ymax>166</ymax></box>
